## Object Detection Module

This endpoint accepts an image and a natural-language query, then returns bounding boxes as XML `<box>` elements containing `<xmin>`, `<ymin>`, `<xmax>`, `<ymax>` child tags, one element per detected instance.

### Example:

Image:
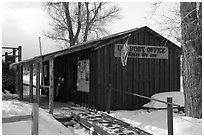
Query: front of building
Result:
<box><xmin>42</xmin><ymin>26</ymin><xmax>181</xmax><ymax>111</ymax></box>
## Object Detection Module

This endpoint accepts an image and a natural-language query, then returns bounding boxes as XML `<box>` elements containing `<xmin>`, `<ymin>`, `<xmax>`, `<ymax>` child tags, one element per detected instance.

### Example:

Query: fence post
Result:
<box><xmin>29</xmin><ymin>64</ymin><xmax>33</xmax><ymax>103</ymax></box>
<box><xmin>167</xmin><ymin>97</ymin><xmax>173</xmax><ymax>135</ymax></box>
<box><xmin>18</xmin><ymin>64</ymin><xmax>23</xmax><ymax>99</ymax></box>
<box><xmin>18</xmin><ymin>46</ymin><xmax>22</xmax><ymax>62</ymax></box>
<box><xmin>32</xmin><ymin>103</ymin><xmax>39</xmax><ymax>135</ymax></box>
<box><xmin>106</xmin><ymin>84</ymin><xmax>112</xmax><ymax>114</ymax></box>
<box><xmin>36</xmin><ymin>63</ymin><xmax>40</xmax><ymax>106</ymax></box>
<box><xmin>13</xmin><ymin>48</ymin><xmax>16</xmax><ymax>62</ymax></box>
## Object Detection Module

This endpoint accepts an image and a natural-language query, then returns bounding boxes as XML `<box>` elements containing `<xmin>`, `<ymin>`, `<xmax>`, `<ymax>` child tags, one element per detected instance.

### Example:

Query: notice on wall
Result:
<box><xmin>77</xmin><ymin>59</ymin><xmax>90</xmax><ymax>92</ymax></box>
<box><xmin>114</xmin><ymin>44</ymin><xmax>168</xmax><ymax>59</ymax></box>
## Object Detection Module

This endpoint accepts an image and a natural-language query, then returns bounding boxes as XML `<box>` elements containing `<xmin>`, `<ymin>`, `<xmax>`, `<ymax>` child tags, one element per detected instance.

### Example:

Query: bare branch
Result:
<box><xmin>44</xmin><ymin>2</ymin><xmax>120</xmax><ymax>47</ymax></box>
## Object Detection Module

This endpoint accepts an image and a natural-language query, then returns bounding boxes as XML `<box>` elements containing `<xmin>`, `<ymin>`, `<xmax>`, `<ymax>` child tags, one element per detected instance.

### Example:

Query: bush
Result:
<box><xmin>2</xmin><ymin>61</ymin><xmax>15</xmax><ymax>94</ymax></box>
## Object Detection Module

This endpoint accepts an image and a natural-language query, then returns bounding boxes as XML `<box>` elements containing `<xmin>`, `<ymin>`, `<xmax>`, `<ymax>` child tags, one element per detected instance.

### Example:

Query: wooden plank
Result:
<box><xmin>154</xmin><ymin>38</ymin><xmax>160</xmax><ymax>94</ymax></box>
<box><xmin>149</xmin><ymin>34</ymin><xmax>154</xmax><ymax>95</ymax></box>
<box><xmin>165</xmin><ymin>55</ymin><xmax>170</xmax><ymax>91</ymax></box>
<box><xmin>90</xmin><ymin>52</ymin><xmax>94</xmax><ymax>110</ymax></box>
<box><xmin>176</xmin><ymin>54</ymin><xmax>181</xmax><ymax>90</ymax></box>
<box><xmin>98</xmin><ymin>49</ymin><xmax>104</xmax><ymax>111</ymax></box>
<box><xmin>144</xmin><ymin>32</ymin><xmax>150</xmax><ymax>100</ymax></box>
<box><xmin>133</xmin><ymin>32</ymin><xmax>139</xmax><ymax>109</ymax></box>
<box><xmin>49</xmin><ymin>58</ymin><xmax>54</xmax><ymax>114</ymax></box>
<box><xmin>29</xmin><ymin>64</ymin><xmax>33</xmax><ymax>103</ymax></box>
<box><xmin>109</xmin><ymin>44</ymin><xmax>115</xmax><ymax>110</ymax></box>
<box><xmin>2</xmin><ymin>46</ymin><xmax>19</xmax><ymax>49</ymax></box>
<box><xmin>71</xmin><ymin>112</ymin><xmax>110</xmax><ymax>135</ymax></box>
<box><xmin>160</xmin><ymin>59</ymin><xmax>165</xmax><ymax>91</ymax></box>
<box><xmin>106</xmin><ymin>84</ymin><xmax>112</xmax><ymax>113</ymax></box>
<box><xmin>169</xmin><ymin>47</ymin><xmax>174</xmax><ymax>91</ymax></box>
<box><xmin>32</xmin><ymin>103</ymin><xmax>39</xmax><ymax>135</ymax></box>
<box><xmin>101</xmin><ymin>113</ymin><xmax>152</xmax><ymax>135</ymax></box>
<box><xmin>2</xmin><ymin>115</ymin><xmax>32</xmax><ymax>123</ymax></box>
<box><xmin>36</xmin><ymin>63</ymin><xmax>40</xmax><ymax>105</ymax></box>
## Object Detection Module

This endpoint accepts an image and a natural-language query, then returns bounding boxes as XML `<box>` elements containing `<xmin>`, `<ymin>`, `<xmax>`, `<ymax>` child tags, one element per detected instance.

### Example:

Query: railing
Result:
<box><xmin>2</xmin><ymin>103</ymin><xmax>39</xmax><ymax>135</ymax></box>
<box><xmin>105</xmin><ymin>85</ymin><xmax>181</xmax><ymax>135</ymax></box>
<box><xmin>2</xmin><ymin>46</ymin><xmax>22</xmax><ymax>63</ymax></box>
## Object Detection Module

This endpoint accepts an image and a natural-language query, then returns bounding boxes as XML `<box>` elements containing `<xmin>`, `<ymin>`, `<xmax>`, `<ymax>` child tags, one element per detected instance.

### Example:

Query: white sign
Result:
<box><xmin>77</xmin><ymin>60</ymin><xmax>90</xmax><ymax>92</ymax></box>
<box><xmin>115</xmin><ymin>44</ymin><xmax>168</xmax><ymax>59</ymax></box>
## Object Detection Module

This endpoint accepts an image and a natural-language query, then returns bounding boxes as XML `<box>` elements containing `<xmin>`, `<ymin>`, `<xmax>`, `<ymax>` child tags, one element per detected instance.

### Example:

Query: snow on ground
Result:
<box><xmin>21</xmin><ymin>75</ymin><xmax>202</xmax><ymax>135</ymax></box>
<box><xmin>2</xmin><ymin>99</ymin><xmax>73</xmax><ymax>135</ymax></box>
<box><xmin>110</xmin><ymin>109</ymin><xmax>202</xmax><ymax>135</ymax></box>
<box><xmin>143</xmin><ymin>91</ymin><xmax>184</xmax><ymax>109</ymax></box>
<box><xmin>110</xmin><ymin>92</ymin><xmax>202</xmax><ymax>135</ymax></box>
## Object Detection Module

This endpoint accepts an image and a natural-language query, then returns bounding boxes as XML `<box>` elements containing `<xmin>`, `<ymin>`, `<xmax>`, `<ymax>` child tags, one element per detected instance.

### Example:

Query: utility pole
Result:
<box><xmin>38</xmin><ymin>37</ymin><xmax>42</xmax><ymax>55</ymax></box>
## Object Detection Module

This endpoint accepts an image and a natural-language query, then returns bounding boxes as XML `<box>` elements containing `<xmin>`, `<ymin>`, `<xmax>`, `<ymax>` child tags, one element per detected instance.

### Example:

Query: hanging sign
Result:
<box><xmin>77</xmin><ymin>59</ymin><xmax>90</xmax><ymax>92</ymax></box>
<box><xmin>115</xmin><ymin>44</ymin><xmax>168</xmax><ymax>59</ymax></box>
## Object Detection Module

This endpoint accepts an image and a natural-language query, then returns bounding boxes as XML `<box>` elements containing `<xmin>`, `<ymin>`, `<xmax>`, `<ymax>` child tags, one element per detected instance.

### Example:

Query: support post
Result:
<box><xmin>18</xmin><ymin>64</ymin><xmax>23</xmax><ymax>99</ymax></box>
<box><xmin>29</xmin><ymin>64</ymin><xmax>33</xmax><ymax>103</ymax></box>
<box><xmin>13</xmin><ymin>49</ymin><xmax>17</xmax><ymax>93</ymax></box>
<box><xmin>167</xmin><ymin>97</ymin><xmax>173</xmax><ymax>135</ymax></box>
<box><xmin>106</xmin><ymin>84</ymin><xmax>112</xmax><ymax>114</ymax></box>
<box><xmin>49</xmin><ymin>58</ymin><xmax>54</xmax><ymax>114</ymax></box>
<box><xmin>5</xmin><ymin>52</ymin><xmax>8</xmax><ymax>62</ymax></box>
<box><xmin>36</xmin><ymin>63</ymin><xmax>40</xmax><ymax>106</ymax></box>
<box><xmin>13</xmin><ymin>48</ymin><xmax>16</xmax><ymax>62</ymax></box>
<box><xmin>40</xmin><ymin>62</ymin><xmax>44</xmax><ymax>95</ymax></box>
<box><xmin>18</xmin><ymin>46</ymin><xmax>22</xmax><ymax>62</ymax></box>
<box><xmin>32</xmin><ymin>103</ymin><xmax>39</xmax><ymax>135</ymax></box>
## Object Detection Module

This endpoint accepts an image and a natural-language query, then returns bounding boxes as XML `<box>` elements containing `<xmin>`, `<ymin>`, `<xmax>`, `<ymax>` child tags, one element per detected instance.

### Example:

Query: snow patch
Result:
<box><xmin>143</xmin><ymin>91</ymin><xmax>184</xmax><ymax>109</ymax></box>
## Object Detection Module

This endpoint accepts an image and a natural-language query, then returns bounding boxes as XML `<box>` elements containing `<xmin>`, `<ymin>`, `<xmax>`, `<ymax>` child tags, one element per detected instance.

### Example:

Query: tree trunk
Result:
<box><xmin>63</xmin><ymin>2</ymin><xmax>75</xmax><ymax>46</ymax></box>
<box><xmin>84</xmin><ymin>2</ymin><xmax>90</xmax><ymax>42</ymax></box>
<box><xmin>180</xmin><ymin>2</ymin><xmax>202</xmax><ymax>118</ymax></box>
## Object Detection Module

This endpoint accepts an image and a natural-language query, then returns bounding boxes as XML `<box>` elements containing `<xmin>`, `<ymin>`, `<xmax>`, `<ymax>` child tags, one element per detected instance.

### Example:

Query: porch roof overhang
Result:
<box><xmin>10</xmin><ymin>26</ymin><xmax>181</xmax><ymax>68</ymax></box>
<box><xmin>10</xmin><ymin>28</ymin><xmax>135</xmax><ymax>67</ymax></box>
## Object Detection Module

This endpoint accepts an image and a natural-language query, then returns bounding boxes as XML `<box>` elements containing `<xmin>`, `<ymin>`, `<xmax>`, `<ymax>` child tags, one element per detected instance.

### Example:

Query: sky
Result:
<box><xmin>1</xmin><ymin>2</ymin><xmax>180</xmax><ymax>60</ymax></box>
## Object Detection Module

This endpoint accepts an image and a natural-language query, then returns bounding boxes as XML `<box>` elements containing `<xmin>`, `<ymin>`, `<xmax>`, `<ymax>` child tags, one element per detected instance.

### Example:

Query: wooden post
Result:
<box><xmin>18</xmin><ymin>46</ymin><xmax>22</xmax><ymax>62</ymax></box>
<box><xmin>13</xmin><ymin>49</ymin><xmax>17</xmax><ymax>93</ymax></box>
<box><xmin>13</xmin><ymin>48</ymin><xmax>16</xmax><ymax>60</ymax></box>
<box><xmin>14</xmin><ymin>69</ymin><xmax>18</xmax><ymax>94</ymax></box>
<box><xmin>41</xmin><ymin>62</ymin><xmax>44</xmax><ymax>95</ymax></box>
<box><xmin>106</xmin><ymin>84</ymin><xmax>112</xmax><ymax>114</ymax></box>
<box><xmin>167</xmin><ymin>97</ymin><xmax>173</xmax><ymax>135</ymax></box>
<box><xmin>29</xmin><ymin>64</ymin><xmax>33</xmax><ymax>103</ymax></box>
<box><xmin>5</xmin><ymin>52</ymin><xmax>8</xmax><ymax>62</ymax></box>
<box><xmin>36</xmin><ymin>63</ymin><xmax>40</xmax><ymax>106</ymax></box>
<box><xmin>18</xmin><ymin>64</ymin><xmax>23</xmax><ymax>99</ymax></box>
<box><xmin>49</xmin><ymin>58</ymin><xmax>54</xmax><ymax>114</ymax></box>
<box><xmin>32</xmin><ymin>103</ymin><xmax>39</xmax><ymax>135</ymax></box>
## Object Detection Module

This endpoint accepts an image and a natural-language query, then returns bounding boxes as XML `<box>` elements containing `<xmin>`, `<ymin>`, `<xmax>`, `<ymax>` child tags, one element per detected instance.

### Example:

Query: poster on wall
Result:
<box><xmin>114</xmin><ymin>44</ymin><xmax>168</xmax><ymax>59</ymax></box>
<box><xmin>77</xmin><ymin>59</ymin><xmax>90</xmax><ymax>92</ymax></box>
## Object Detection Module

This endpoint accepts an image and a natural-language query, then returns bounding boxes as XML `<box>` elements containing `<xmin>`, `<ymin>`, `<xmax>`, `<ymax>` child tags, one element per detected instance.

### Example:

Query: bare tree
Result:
<box><xmin>180</xmin><ymin>2</ymin><xmax>202</xmax><ymax>119</ymax></box>
<box><xmin>145</xmin><ymin>2</ymin><xmax>182</xmax><ymax>44</ymax></box>
<box><xmin>44</xmin><ymin>2</ymin><xmax>120</xmax><ymax>48</ymax></box>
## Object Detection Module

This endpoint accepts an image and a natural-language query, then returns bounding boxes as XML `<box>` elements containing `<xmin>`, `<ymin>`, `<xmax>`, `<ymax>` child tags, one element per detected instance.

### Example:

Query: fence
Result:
<box><xmin>2</xmin><ymin>46</ymin><xmax>22</xmax><ymax>63</ymax></box>
<box><xmin>2</xmin><ymin>103</ymin><xmax>39</xmax><ymax>135</ymax></box>
<box><xmin>105</xmin><ymin>85</ymin><xmax>181</xmax><ymax>135</ymax></box>
<box><xmin>2</xmin><ymin>46</ymin><xmax>22</xmax><ymax>95</ymax></box>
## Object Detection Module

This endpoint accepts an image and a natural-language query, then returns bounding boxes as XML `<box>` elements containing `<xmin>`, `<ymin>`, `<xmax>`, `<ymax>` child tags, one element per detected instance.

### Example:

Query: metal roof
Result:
<box><xmin>11</xmin><ymin>26</ymin><xmax>180</xmax><ymax>66</ymax></box>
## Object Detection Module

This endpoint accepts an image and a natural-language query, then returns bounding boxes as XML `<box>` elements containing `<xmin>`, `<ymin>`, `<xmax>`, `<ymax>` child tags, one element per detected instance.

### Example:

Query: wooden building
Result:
<box><xmin>12</xmin><ymin>26</ymin><xmax>181</xmax><ymax>113</ymax></box>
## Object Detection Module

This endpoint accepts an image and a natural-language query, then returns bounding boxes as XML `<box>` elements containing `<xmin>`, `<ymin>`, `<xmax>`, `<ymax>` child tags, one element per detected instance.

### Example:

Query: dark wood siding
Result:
<box><xmin>50</xmin><ymin>27</ymin><xmax>180</xmax><ymax>111</ymax></box>
<box><xmin>92</xmin><ymin>28</ymin><xmax>180</xmax><ymax>111</ymax></box>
